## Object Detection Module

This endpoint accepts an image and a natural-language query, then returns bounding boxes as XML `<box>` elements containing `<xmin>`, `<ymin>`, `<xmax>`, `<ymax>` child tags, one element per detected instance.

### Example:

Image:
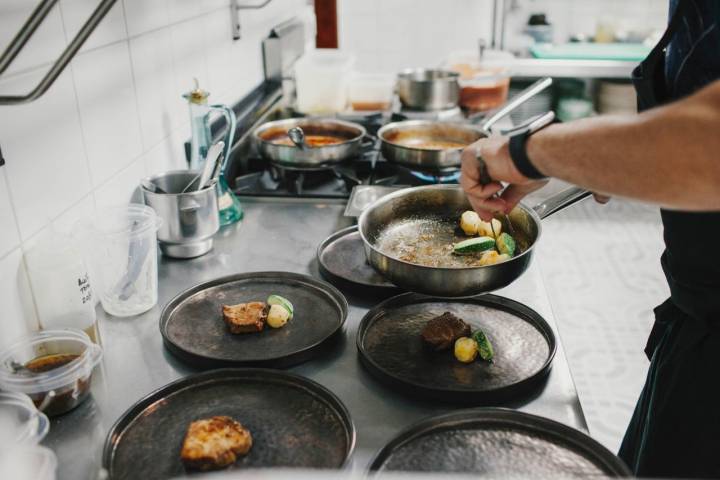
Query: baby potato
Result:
<box><xmin>460</xmin><ymin>211</ymin><xmax>480</xmax><ymax>235</ymax></box>
<box><xmin>477</xmin><ymin>218</ymin><xmax>502</xmax><ymax>238</ymax></box>
<box><xmin>479</xmin><ymin>250</ymin><xmax>500</xmax><ymax>266</ymax></box>
<box><xmin>454</xmin><ymin>337</ymin><xmax>479</xmax><ymax>363</ymax></box>
<box><xmin>479</xmin><ymin>251</ymin><xmax>511</xmax><ymax>266</ymax></box>
<box><xmin>267</xmin><ymin>304</ymin><xmax>290</xmax><ymax>328</ymax></box>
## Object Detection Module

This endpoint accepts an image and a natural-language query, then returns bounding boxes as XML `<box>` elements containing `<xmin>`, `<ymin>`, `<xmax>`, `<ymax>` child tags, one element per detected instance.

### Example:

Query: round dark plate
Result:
<box><xmin>369</xmin><ymin>408</ymin><xmax>630</xmax><ymax>477</ymax></box>
<box><xmin>103</xmin><ymin>369</ymin><xmax>356</xmax><ymax>479</ymax></box>
<box><xmin>160</xmin><ymin>272</ymin><xmax>348</xmax><ymax>369</ymax></box>
<box><xmin>317</xmin><ymin>225</ymin><xmax>399</xmax><ymax>292</ymax></box>
<box><xmin>357</xmin><ymin>293</ymin><xmax>556</xmax><ymax>403</ymax></box>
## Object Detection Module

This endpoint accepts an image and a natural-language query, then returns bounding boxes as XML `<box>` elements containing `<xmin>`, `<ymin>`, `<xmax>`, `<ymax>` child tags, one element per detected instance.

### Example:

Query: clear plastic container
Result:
<box><xmin>446</xmin><ymin>50</ymin><xmax>513</xmax><ymax>112</ymax></box>
<box><xmin>0</xmin><ymin>392</ymin><xmax>50</xmax><ymax>448</ymax></box>
<box><xmin>295</xmin><ymin>49</ymin><xmax>354</xmax><ymax>114</ymax></box>
<box><xmin>0</xmin><ymin>446</ymin><xmax>57</xmax><ymax>480</ymax></box>
<box><xmin>0</xmin><ymin>329</ymin><xmax>103</xmax><ymax>417</ymax></box>
<box><xmin>79</xmin><ymin>204</ymin><xmax>161</xmax><ymax>317</ymax></box>
<box><xmin>348</xmin><ymin>73</ymin><xmax>395</xmax><ymax>111</ymax></box>
<box><xmin>25</xmin><ymin>229</ymin><xmax>99</xmax><ymax>343</ymax></box>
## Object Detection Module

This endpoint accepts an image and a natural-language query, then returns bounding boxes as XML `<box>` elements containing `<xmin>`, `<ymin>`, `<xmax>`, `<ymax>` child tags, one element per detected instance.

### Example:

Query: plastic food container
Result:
<box><xmin>348</xmin><ymin>73</ymin><xmax>395</xmax><ymax>111</ymax></box>
<box><xmin>447</xmin><ymin>50</ymin><xmax>514</xmax><ymax>112</ymax></box>
<box><xmin>0</xmin><ymin>329</ymin><xmax>103</xmax><ymax>417</ymax></box>
<box><xmin>79</xmin><ymin>204</ymin><xmax>161</xmax><ymax>317</ymax></box>
<box><xmin>0</xmin><ymin>391</ymin><xmax>50</xmax><ymax>447</ymax></box>
<box><xmin>295</xmin><ymin>49</ymin><xmax>354</xmax><ymax>114</ymax></box>
<box><xmin>0</xmin><ymin>446</ymin><xmax>57</xmax><ymax>480</ymax></box>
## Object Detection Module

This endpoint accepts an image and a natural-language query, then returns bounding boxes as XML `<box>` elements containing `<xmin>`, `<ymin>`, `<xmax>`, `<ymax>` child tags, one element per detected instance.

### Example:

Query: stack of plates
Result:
<box><xmin>597</xmin><ymin>81</ymin><xmax>637</xmax><ymax>115</ymax></box>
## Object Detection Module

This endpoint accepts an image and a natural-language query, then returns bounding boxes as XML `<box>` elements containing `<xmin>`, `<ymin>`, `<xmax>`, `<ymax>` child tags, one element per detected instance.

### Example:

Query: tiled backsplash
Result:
<box><xmin>0</xmin><ymin>0</ymin><xmax>314</xmax><ymax>347</ymax></box>
<box><xmin>338</xmin><ymin>0</ymin><xmax>666</xmax><ymax>73</ymax></box>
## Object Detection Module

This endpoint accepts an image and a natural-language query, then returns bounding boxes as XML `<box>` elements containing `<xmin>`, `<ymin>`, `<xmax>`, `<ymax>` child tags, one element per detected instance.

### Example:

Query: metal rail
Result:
<box><xmin>0</xmin><ymin>0</ymin><xmax>118</xmax><ymax>105</ymax></box>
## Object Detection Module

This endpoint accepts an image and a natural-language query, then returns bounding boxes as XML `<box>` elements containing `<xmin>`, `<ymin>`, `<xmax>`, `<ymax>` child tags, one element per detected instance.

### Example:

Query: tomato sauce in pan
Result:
<box><xmin>272</xmin><ymin>134</ymin><xmax>346</xmax><ymax>147</ymax></box>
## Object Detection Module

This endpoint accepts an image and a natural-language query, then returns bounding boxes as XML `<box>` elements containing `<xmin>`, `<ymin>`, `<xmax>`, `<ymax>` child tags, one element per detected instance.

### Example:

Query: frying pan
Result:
<box><xmin>358</xmin><ymin>184</ymin><xmax>590</xmax><ymax>297</ymax></box>
<box><xmin>378</xmin><ymin>77</ymin><xmax>553</xmax><ymax>171</ymax></box>
<box><xmin>254</xmin><ymin>118</ymin><xmax>368</xmax><ymax>170</ymax></box>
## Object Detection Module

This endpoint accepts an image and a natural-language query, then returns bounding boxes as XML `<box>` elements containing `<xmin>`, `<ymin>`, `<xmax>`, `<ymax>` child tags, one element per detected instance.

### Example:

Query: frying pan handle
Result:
<box><xmin>481</xmin><ymin>77</ymin><xmax>553</xmax><ymax>134</ymax></box>
<box><xmin>532</xmin><ymin>186</ymin><xmax>591</xmax><ymax>219</ymax></box>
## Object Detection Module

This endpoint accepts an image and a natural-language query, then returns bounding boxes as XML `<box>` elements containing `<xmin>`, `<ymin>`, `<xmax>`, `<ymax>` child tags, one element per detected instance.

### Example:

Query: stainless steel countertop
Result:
<box><xmin>43</xmin><ymin>197</ymin><xmax>587</xmax><ymax>480</ymax></box>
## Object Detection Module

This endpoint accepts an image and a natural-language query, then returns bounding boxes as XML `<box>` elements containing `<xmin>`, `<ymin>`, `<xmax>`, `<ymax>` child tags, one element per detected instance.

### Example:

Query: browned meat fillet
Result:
<box><xmin>420</xmin><ymin>311</ymin><xmax>471</xmax><ymax>352</ymax></box>
<box><xmin>222</xmin><ymin>302</ymin><xmax>268</xmax><ymax>334</ymax></box>
<box><xmin>180</xmin><ymin>416</ymin><xmax>253</xmax><ymax>471</ymax></box>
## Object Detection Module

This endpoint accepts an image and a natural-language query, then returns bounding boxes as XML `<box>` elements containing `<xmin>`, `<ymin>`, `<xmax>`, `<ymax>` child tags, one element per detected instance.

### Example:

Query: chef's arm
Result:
<box><xmin>528</xmin><ymin>79</ymin><xmax>720</xmax><ymax>210</ymax></box>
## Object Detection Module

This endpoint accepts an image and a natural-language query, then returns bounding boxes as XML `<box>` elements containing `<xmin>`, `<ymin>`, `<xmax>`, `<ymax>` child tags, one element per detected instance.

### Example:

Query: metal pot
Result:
<box><xmin>358</xmin><ymin>184</ymin><xmax>590</xmax><ymax>297</ymax></box>
<box><xmin>253</xmin><ymin>118</ymin><xmax>367</xmax><ymax>170</ymax></box>
<box><xmin>141</xmin><ymin>170</ymin><xmax>220</xmax><ymax>259</ymax></box>
<box><xmin>397</xmin><ymin>69</ymin><xmax>460</xmax><ymax>111</ymax></box>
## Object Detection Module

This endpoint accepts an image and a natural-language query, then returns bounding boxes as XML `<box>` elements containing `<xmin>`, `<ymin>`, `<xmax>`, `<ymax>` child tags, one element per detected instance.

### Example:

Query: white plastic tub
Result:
<box><xmin>295</xmin><ymin>49</ymin><xmax>354</xmax><ymax>114</ymax></box>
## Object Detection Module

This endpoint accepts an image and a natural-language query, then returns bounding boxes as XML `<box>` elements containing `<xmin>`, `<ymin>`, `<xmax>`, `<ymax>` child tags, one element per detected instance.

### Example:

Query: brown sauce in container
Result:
<box><xmin>24</xmin><ymin>352</ymin><xmax>91</xmax><ymax>417</ymax></box>
<box><xmin>25</xmin><ymin>353</ymin><xmax>79</xmax><ymax>373</ymax></box>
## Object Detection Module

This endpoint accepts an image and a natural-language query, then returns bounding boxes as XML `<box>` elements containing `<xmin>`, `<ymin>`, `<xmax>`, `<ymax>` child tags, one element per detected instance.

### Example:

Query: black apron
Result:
<box><xmin>619</xmin><ymin>0</ymin><xmax>720</xmax><ymax>477</ymax></box>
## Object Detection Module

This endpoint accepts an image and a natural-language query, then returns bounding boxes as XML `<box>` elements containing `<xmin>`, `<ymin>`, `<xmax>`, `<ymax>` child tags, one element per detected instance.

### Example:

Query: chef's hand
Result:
<box><xmin>460</xmin><ymin>136</ymin><xmax>547</xmax><ymax>221</ymax></box>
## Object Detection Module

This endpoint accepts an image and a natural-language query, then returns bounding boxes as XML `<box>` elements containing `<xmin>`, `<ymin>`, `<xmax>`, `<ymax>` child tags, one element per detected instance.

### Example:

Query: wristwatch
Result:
<box><xmin>506</xmin><ymin>111</ymin><xmax>555</xmax><ymax>180</ymax></box>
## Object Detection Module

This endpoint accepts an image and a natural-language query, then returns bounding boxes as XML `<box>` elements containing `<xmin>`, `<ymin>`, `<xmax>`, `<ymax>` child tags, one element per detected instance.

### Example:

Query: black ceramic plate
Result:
<box><xmin>160</xmin><ymin>272</ymin><xmax>348</xmax><ymax>368</ymax></box>
<box><xmin>357</xmin><ymin>293</ymin><xmax>556</xmax><ymax>403</ymax></box>
<box><xmin>103</xmin><ymin>369</ymin><xmax>355</xmax><ymax>480</ymax></box>
<box><xmin>369</xmin><ymin>408</ymin><xmax>630</xmax><ymax>477</ymax></box>
<box><xmin>317</xmin><ymin>225</ymin><xmax>399</xmax><ymax>292</ymax></box>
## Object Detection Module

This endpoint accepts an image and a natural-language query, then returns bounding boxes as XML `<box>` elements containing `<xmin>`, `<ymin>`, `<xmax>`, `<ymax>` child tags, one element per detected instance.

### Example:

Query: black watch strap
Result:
<box><xmin>509</xmin><ymin>131</ymin><xmax>546</xmax><ymax>180</ymax></box>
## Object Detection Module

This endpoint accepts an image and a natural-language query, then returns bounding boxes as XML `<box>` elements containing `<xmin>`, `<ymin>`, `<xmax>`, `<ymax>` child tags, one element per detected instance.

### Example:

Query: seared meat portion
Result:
<box><xmin>421</xmin><ymin>312</ymin><xmax>471</xmax><ymax>352</ymax></box>
<box><xmin>222</xmin><ymin>302</ymin><xmax>268</xmax><ymax>334</ymax></box>
<box><xmin>180</xmin><ymin>416</ymin><xmax>253</xmax><ymax>471</ymax></box>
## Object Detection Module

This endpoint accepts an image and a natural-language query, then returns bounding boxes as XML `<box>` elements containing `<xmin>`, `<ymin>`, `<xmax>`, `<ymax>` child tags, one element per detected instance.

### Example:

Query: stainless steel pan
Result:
<box><xmin>379</xmin><ymin>77</ymin><xmax>553</xmax><ymax>171</ymax></box>
<box><xmin>358</xmin><ymin>184</ymin><xmax>590</xmax><ymax>297</ymax></box>
<box><xmin>254</xmin><ymin>118</ymin><xmax>367</xmax><ymax>170</ymax></box>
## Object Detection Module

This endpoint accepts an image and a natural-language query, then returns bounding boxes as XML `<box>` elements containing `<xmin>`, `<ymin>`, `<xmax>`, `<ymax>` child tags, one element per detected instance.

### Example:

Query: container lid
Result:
<box><xmin>0</xmin><ymin>445</ymin><xmax>57</xmax><ymax>480</ymax></box>
<box><xmin>0</xmin><ymin>392</ymin><xmax>50</xmax><ymax>447</ymax></box>
<box><xmin>0</xmin><ymin>329</ymin><xmax>103</xmax><ymax>395</ymax></box>
<box><xmin>295</xmin><ymin>49</ymin><xmax>355</xmax><ymax>71</ymax></box>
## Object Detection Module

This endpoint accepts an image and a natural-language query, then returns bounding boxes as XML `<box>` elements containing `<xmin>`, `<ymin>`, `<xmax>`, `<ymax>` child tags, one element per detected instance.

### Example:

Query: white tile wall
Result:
<box><xmin>0</xmin><ymin>0</ymin><xmax>314</xmax><ymax>348</ymax></box>
<box><xmin>338</xmin><ymin>0</ymin><xmax>666</xmax><ymax>73</ymax></box>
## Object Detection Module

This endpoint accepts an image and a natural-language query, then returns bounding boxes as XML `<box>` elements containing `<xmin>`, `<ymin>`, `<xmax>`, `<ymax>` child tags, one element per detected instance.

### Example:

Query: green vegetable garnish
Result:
<box><xmin>472</xmin><ymin>329</ymin><xmax>494</xmax><ymax>362</ymax></box>
<box><xmin>267</xmin><ymin>294</ymin><xmax>294</xmax><ymax>319</ymax></box>
<box><xmin>453</xmin><ymin>236</ymin><xmax>495</xmax><ymax>255</ymax></box>
<box><xmin>496</xmin><ymin>232</ymin><xmax>516</xmax><ymax>257</ymax></box>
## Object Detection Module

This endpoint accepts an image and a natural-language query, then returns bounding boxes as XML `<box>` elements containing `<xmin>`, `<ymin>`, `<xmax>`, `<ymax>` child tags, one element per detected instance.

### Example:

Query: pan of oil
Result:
<box><xmin>358</xmin><ymin>184</ymin><xmax>589</xmax><ymax>297</ymax></box>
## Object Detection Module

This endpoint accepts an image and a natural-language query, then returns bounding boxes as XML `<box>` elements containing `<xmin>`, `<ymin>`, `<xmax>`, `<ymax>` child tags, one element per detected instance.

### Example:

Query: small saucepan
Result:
<box><xmin>254</xmin><ymin>118</ymin><xmax>368</xmax><ymax>170</ymax></box>
<box><xmin>358</xmin><ymin>184</ymin><xmax>590</xmax><ymax>297</ymax></box>
<box><xmin>397</xmin><ymin>68</ymin><xmax>460</xmax><ymax>111</ymax></box>
<box><xmin>379</xmin><ymin>77</ymin><xmax>553</xmax><ymax>171</ymax></box>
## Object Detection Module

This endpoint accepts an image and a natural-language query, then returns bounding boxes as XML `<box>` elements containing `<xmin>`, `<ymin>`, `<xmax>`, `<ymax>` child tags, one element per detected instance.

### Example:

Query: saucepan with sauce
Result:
<box><xmin>378</xmin><ymin>77</ymin><xmax>553</xmax><ymax>171</ymax></box>
<box><xmin>0</xmin><ymin>329</ymin><xmax>102</xmax><ymax>417</ymax></box>
<box><xmin>254</xmin><ymin>118</ymin><xmax>368</xmax><ymax>170</ymax></box>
